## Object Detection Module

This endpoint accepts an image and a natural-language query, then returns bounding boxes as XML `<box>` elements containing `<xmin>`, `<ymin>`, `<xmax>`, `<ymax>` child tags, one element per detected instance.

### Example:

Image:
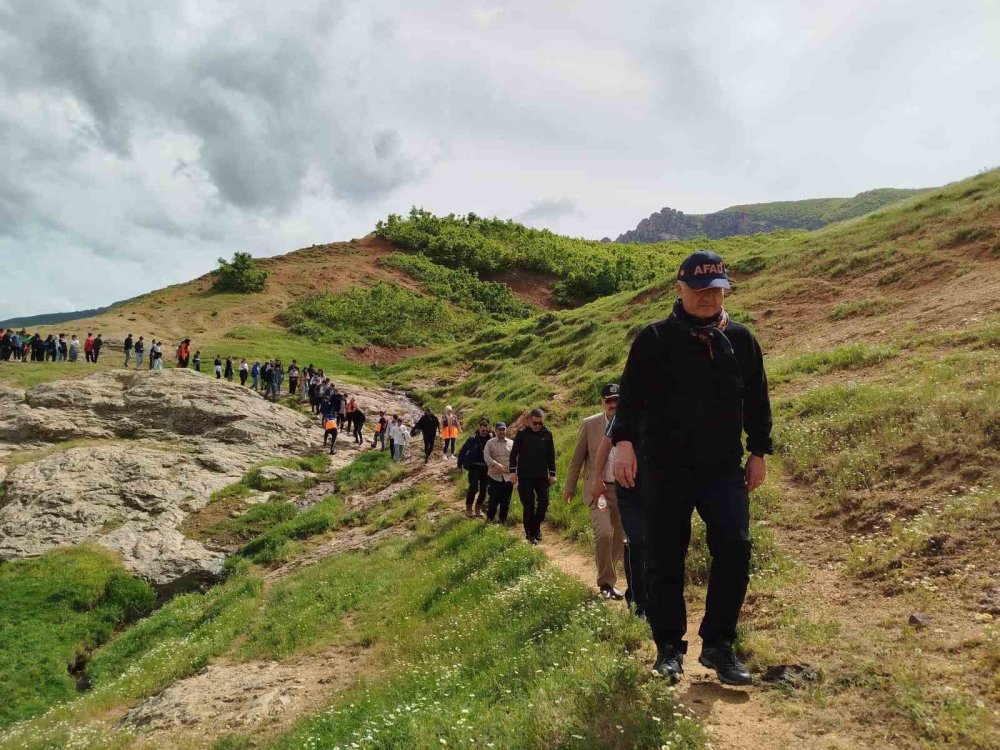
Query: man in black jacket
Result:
<box><xmin>610</xmin><ymin>250</ymin><xmax>772</xmax><ymax>687</ymax></box>
<box><xmin>457</xmin><ymin>419</ymin><xmax>493</xmax><ymax>518</ymax></box>
<box><xmin>414</xmin><ymin>408</ymin><xmax>440</xmax><ymax>463</ymax></box>
<box><xmin>510</xmin><ymin>408</ymin><xmax>557</xmax><ymax>545</ymax></box>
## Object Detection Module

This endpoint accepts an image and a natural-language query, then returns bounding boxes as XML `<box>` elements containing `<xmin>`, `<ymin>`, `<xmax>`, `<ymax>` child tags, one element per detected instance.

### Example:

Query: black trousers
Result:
<box><xmin>616</xmin><ymin>480</ymin><xmax>648</xmax><ymax>617</ymax></box>
<box><xmin>443</xmin><ymin>437</ymin><xmax>456</xmax><ymax>454</ymax></box>
<box><xmin>465</xmin><ymin>466</ymin><xmax>488</xmax><ymax>510</ymax></box>
<box><xmin>517</xmin><ymin>477</ymin><xmax>550</xmax><ymax>539</ymax></box>
<box><xmin>486</xmin><ymin>478</ymin><xmax>513</xmax><ymax>522</ymax></box>
<box><xmin>353</xmin><ymin>423</ymin><xmax>363</xmax><ymax>444</ymax></box>
<box><xmin>642</xmin><ymin>464</ymin><xmax>751</xmax><ymax>650</ymax></box>
<box><xmin>422</xmin><ymin>432</ymin><xmax>435</xmax><ymax>460</ymax></box>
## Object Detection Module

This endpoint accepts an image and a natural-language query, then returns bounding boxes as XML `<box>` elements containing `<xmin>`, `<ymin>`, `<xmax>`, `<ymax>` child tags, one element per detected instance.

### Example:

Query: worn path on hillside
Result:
<box><xmin>431</xmin><ymin>478</ymin><xmax>819</xmax><ymax>750</ymax></box>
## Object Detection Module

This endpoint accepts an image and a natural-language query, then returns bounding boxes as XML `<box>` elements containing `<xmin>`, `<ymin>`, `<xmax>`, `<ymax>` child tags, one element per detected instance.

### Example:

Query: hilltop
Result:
<box><xmin>0</xmin><ymin>169</ymin><xmax>998</xmax><ymax>750</ymax></box>
<box><xmin>613</xmin><ymin>187</ymin><xmax>928</xmax><ymax>243</ymax></box>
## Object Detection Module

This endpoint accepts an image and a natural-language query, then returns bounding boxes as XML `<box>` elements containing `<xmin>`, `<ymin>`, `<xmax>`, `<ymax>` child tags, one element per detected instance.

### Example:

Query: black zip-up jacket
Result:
<box><xmin>415</xmin><ymin>413</ymin><xmax>440</xmax><ymax>437</ymax></box>
<box><xmin>509</xmin><ymin>426</ymin><xmax>557</xmax><ymax>479</ymax></box>
<box><xmin>457</xmin><ymin>432</ymin><xmax>492</xmax><ymax>470</ymax></box>
<box><xmin>610</xmin><ymin>314</ymin><xmax>772</xmax><ymax>469</ymax></box>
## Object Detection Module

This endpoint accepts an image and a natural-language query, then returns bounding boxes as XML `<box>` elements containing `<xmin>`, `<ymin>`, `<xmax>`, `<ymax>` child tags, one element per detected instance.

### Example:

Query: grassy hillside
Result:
<box><xmin>1</xmin><ymin>169</ymin><xmax>997</xmax><ymax>749</ymax></box>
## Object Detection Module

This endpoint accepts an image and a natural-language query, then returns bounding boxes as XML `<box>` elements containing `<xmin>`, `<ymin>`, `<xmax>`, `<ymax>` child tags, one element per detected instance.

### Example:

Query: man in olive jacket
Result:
<box><xmin>509</xmin><ymin>408</ymin><xmax>556</xmax><ymax>545</ymax></box>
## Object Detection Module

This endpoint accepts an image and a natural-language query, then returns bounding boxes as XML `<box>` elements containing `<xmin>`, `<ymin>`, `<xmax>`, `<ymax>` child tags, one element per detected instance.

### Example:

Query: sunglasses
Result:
<box><xmin>603</xmin><ymin>396</ymin><xmax>619</xmax><ymax>403</ymax></box>
<box><xmin>530</xmin><ymin>420</ymin><xmax>543</xmax><ymax>427</ymax></box>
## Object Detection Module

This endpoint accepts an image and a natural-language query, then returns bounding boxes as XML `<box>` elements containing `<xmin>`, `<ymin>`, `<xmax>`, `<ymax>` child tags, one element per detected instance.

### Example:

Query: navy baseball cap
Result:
<box><xmin>677</xmin><ymin>250</ymin><xmax>730</xmax><ymax>290</ymax></box>
<box><xmin>601</xmin><ymin>383</ymin><xmax>620</xmax><ymax>399</ymax></box>
<box><xmin>495</xmin><ymin>421</ymin><xmax>507</xmax><ymax>429</ymax></box>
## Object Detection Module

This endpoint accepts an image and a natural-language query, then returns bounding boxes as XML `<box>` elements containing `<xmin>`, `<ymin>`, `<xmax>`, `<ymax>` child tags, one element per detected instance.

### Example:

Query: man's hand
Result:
<box><xmin>563</xmin><ymin>488</ymin><xmax>574</xmax><ymax>503</ymax></box>
<box><xmin>511</xmin><ymin>473</ymin><xmax>518</xmax><ymax>487</ymax></box>
<box><xmin>613</xmin><ymin>441</ymin><xmax>638</xmax><ymax>488</ymax></box>
<box><xmin>589</xmin><ymin>479</ymin><xmax>604</xmax><ymax>504</ymax></box>
<box><xmin>548</xmin><ymin>475</ymin><xmax>557</xmax><ymax>487</ymax></box>
<box><xmin>745</xmin><ymin>454</ymin><xmax>766</xmax><ymax>492</ymax></box>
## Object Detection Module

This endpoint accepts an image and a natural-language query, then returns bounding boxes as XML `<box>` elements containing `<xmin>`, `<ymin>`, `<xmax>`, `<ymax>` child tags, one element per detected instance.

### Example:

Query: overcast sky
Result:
<box><xmin>2</xmin><ymin>0</ymin><xmax>998</xmax><ymax>319</ymax></box>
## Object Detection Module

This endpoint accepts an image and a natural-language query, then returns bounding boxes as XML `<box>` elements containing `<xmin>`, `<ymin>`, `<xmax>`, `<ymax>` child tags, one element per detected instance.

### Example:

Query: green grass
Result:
<box><xmin>767</xmin><ymin>343</ymin><xmax>900</xmax><ymax>384</ymax></box>
<box><xmin>0</xmin><ymin>546</ymin><xmax>155</xmax><ymax>728</ymax></box>
<box><xmin>334</xmin><ymin>449</ymin><xmax>406</xmax><ymax>495</ymax></box>
<box><xmin>829</xmin><ymin>297</ymin><xmax>898</xmax><ymax>320</ymax></box>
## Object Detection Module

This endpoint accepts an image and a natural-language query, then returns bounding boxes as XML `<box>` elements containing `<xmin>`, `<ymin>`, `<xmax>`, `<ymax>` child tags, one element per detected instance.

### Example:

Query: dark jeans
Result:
<box><xmin>616</xmin><ymin>480</ymin><xmax>647</xmax><ymax>617</ymax></box>
<box><xmin>517</xmin><ymin>477</ymin><xmax>550</xmax><ymax>539</ymax></box>
<box><xmin>642</xmin><ymin>464</ymin><xmax>751</xmax><ymax>650</ymax></box>
<box><xmin>422</xmin><ymin>432</ymin><xmax>435</xmax><ymax>460</ymax></box>
<box><xmin>443</xmin><ymin>437</ymin><xmax>456</xmax><ymax>455</ymax></box>
<box><xmin>486</xmin><ymin>478</ymin><xmax>513</xmax><ymax>522</ymax></box>
<box><xmin>353</xmin><ymin>423</ymin><xmax>364</xmax><ymax>444</ymax></box>
<box><xmin>240</xmin><ymin>371</ymin><xmax>248</xmax><ymax>385</ymax></box>
<box><xmin>372</xmin><ymin>430</ymin><xmax>385</xmax><ymax>449</ymax></box>
<box><xmin>92</xmin><ymin>349</ymin><xmax>100</xmax><ymax>363</ymax></box>
<box><xmin>465</xmin><ymin>466</ymin><xmax>488</xmax><ymax>510</ymax></box>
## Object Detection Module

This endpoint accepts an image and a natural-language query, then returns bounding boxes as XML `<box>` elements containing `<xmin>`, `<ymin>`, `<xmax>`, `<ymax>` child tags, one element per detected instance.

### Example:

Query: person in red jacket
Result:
<box><xmin>83</xmin><ymin>333</ymin><xmax>95</xmax><ymax>363</ymax></box>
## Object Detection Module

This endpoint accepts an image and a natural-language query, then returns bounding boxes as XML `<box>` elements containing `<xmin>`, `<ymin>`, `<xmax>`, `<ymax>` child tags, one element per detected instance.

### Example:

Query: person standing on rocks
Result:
<box><xmin>610</xmin><ymin>250</ymin><xmax>772</xmax><ymax>687</ymax></box>
<box><xmin>457</xmin><ymin>419</ymin><xmax>493</xmax><ymax>517</ymax></box>
<box><xmin>123</xmin><ymin>334</ymin><xmax>134</xmax><ymax>367</ymax></box>
<box><xmin>509</xmin><ymin>408</ymin><xmax>557</xmax><ymax>545</ymax></box>
<box><xmin>565</xmin><ymin>383</ymin><xmax>626</xmax><ymax>601</ymax></box>
<box><xmin>483</xmin><ymin>422</ymin><xmax>515</xmax><ymax>524</ymax></box>
<box><xmin>132</xmin><ymin>336</ymin><xmax>143</xmax><ymax>368</ymax></box>
<box><xmin>441</xmin><ymin>406</ymin><xmax>461</xmax><ymax>459</ymax></box>
<box><xmin>414</xmin><ymin>407</ymin><xmax>440</xmax><ymax>464</ymax></box>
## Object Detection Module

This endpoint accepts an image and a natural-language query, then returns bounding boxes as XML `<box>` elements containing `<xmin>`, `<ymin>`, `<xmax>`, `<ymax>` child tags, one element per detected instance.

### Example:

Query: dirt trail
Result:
<box><xmin>433</xmin><ymin>485</ymin><xmax>813</xmax><ymax>750</ymax></box>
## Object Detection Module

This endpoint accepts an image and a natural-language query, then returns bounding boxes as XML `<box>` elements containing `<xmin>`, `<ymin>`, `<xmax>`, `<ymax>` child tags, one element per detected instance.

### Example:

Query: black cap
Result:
<box><xmin>677</xmin><ymin>250</ymin><xmax>730</xmax><ymax>290</ymax></box>
<box><xmin>601</xmin><ymin>383</ymin><xmax>620</xmax><ymax>398</ymax></box>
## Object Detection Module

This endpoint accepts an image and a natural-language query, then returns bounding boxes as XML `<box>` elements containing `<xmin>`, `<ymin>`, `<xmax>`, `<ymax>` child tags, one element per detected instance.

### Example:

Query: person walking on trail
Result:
<box><xmin>441</xmin><ymin>406</ymin><xmax>461</xmax><ymax>458</ymax></box>
<box><xmin>565</xmin><ymin>383</ymin><xmax>627</xmax><ymax>601</ymax></box>
<box><xmin>483</xmin><ymin>422</ymin><xmax>515</xmax><ymax>524</ymax></box>
<box><xmin>610</xmin><ymin>250</ymin><xmax>772</xmax><ymax>687</ymax></box>
<box><xmin>387</xmin><ymin>413</ymin><xmax>399</xmax><ymax>457</ymax></box>
<box><xmin>123</xmin><ymin>334</ymin><xmax>134</xmax><ymax>367</ymax></box>
<box><xmin>323</xmin><ymin>413</ymin><xmax>339</xmax><ymax>454</ymax></box>
<box><xmin>590</xmin><ymin>414</ymin><xmax>648</xmax><ymax>619</ymax></box>
<box><xmin>413</xmin><ymin>407</ymin><xmax>440</xmax><ymax>464</ymax></box>
<box><xmin>509</xmin><ymin>408</ymin><xmax>557</xmax><ymax>545</ymax></box>
<box><xmin>338</xmin><ymin>392</ymin><xmax>348</xmax><ymax>429</ymax></box>
<box><xmin>372</xmin><ymin>411</ymin><xmax>388</xmax><ymax>451</ymax></box>
<box><xmin>390</xmin><ymin>418</ymin><xmax>409</xmax><ymax>462</ymax></box>
<box><xmin>457</xmin><ymin>419</ymin><xmax>493</xmax><ymax>517</ymax></box>
<box><xmin>131</xmin><ymin>336</ymin><xmax>143</xmax><ymax>368</ymax></box>
<box><xmin>288</xmin><ymin>361</ymin><xmax>300</xmax><ymax>398</ymax></box>
<box><xmin>239</xmin><ymin>358</ymin><xmax>249</xmax><ymax>386</ymax></box>
<box><xmin>352</xmin><ymin>407</ymin><xmax>366</xmax><ymax>445</ymax></box>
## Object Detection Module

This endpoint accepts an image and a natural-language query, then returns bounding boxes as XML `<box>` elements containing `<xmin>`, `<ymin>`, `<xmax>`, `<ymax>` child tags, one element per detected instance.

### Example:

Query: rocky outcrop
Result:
<box><xmin>0</xmin><ymin>368</ymin><xmax>420</xmax><ymax>593</ymax></box>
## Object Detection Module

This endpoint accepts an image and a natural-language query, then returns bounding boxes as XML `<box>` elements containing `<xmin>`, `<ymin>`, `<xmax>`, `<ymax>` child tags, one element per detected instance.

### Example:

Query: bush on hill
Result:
<box><xmin>213</xmin><ymin>252</ymin><xmax>269</xmax><ymax>293</ymax></box>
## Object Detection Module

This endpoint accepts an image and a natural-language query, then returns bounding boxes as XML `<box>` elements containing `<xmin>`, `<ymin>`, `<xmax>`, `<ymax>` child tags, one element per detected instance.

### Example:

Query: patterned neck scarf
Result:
<box><xmin>670</xmin><ymin>298</ymin><xmax>732</xmax><ymax>360</ymax></box>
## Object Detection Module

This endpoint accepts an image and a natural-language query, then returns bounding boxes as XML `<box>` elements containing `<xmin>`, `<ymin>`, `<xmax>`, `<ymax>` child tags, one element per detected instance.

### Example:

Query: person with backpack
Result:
<box><xmin>413</xmin><ymin>408</ymin><xmax>440</xmax><ymax>464</ymax></box>
<box><xmin>457</xmin><ymin>419</ymin><xmax>493</xmax><ymax>518</ymax></box>
<box><xmin>92</xmin><ymin>334</ymin><xmax>104</xmax><ymax>363</ymax></box>
<box><xmin>441</xmin><ymin>406</ymin><xmax>461</xmax><ymax>458</ymax></box>
<box><xmin>372</xmin><ymin>411</ymin><xmax>388</xmax><ymax>450</ymax></box>
<box><xmin>509</xmin><ymin>408</ymin><xmax>557</xmax><ymax>545</ymax></box>
<box><xmin>323</xmin><ymin>413</ymin><xmax>339</xmax><ymax>454</ymax></box>
<box><xmin>123</xmin><ymin>334</ymin><xmax>134</xmax><ymax>367</ymax></box>
<box><xmin>609</xmin><ymin>250</ymin><xmax>772</xmax><ymax>687</ymax></box>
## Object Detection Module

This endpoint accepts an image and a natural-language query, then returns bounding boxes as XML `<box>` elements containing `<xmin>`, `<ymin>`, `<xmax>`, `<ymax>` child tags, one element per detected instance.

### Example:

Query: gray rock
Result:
<box><xmin>908</xmin><ymin>612</ymin><xmax>932</xmax><ymax>628</ymax></box>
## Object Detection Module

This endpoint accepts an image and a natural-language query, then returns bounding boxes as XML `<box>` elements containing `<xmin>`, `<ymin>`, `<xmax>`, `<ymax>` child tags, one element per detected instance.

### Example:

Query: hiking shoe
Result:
<box><xmin>464</xmin><ymin>507</ymin><xmax>474</xmax><ymax>518</ymax></box>
<box><xmin>474</xmin><ymin>507</ymin><xmax>485</xmax><ymax>518</ymax></box>
<box><xmin>652</xmin><ymin>647</ymin><xmax>685</xmax><ymax>684</ymax></box>
<box><xmin>699</xmin><ymin>645</ymin><xmax>753</xmax><ymax>686</ymax></box>
<box><xmin>533</xmin><ymin>532</ymin><xmax>542</xmax><ymax>543</ymax></box>
<box><xmin>599</xmin><ymin>584</ymin><xmax>625</xmax><ymax>600</ymax></box>
<box><xmin>526</xmin><ymin>534</ymin><xmax>538</xmax><ymax>545</ymax></box>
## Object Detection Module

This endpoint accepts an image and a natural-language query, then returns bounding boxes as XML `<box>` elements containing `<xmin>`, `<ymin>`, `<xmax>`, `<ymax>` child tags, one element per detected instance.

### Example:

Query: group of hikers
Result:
<box><xmin>0</xmin><ymin>331</ymin><xmax>107</xmax><ymax>362</ymax></box>
<box><xmin>429</xmin><ymin>250</ymin><xmax>772</xmax><ymax>688</ymax></box>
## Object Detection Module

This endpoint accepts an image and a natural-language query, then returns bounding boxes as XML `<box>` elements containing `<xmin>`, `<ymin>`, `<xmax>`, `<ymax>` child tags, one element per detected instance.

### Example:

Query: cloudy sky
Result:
<box><xmin>1</xmin><ymin>0</ymin><xmax>998</xmax><ymax>318</ymax></box>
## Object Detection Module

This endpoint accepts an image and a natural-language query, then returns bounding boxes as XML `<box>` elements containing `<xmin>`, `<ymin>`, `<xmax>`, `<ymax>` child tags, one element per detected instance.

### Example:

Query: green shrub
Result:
<box><xmin>212</xmin><ymin>252</ymin><xmax>269</xmax><ymax>293</ymax></box>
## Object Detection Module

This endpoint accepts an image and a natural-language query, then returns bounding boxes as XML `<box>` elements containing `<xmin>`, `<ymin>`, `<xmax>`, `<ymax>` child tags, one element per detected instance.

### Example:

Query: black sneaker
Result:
<box><xmin>533</xmin><ymin>532</ymin><xmax>542</xmax><ymax>543</ymax></box>
<box><xmin>599</xmin><ymin>584</ymin><xmax>625</xmax><ymax>600</ymax></box>
<box><xmin>699</xmin><ymin>645</ymin><xmax>753</xmax><ymax>686</ymax></box>
<box><xmin>526</xmin><ymin>534</ymin><xmax>537</xmax><ymax>545</ymax></box>
<box><xmin>652</xmin><ymin>646</ymin><xmax>685</xmax><ymax>684</ymax></box>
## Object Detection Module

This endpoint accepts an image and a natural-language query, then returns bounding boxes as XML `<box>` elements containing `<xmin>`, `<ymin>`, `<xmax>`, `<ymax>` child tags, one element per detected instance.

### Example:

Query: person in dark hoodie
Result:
<box><xmin>609</xmin><ymin>250</ymin><xmax>772</xmax><ymax>688</ymax></box>
<box><xmin>457</xmin><ymin>419</ymin><xmax>493</xmax><ymax>518</ymax></box>
<box><xmin>509</xmin><ymin>408</ymin><xmax>556</xmax><ymax>545</ymax></box>
<box><xmin>91</xmin><ymin>334</ymin><xmax>103</xmax><ymax>363</ymax></box>
<box><xmin>413</xmin><ymin>407</ymin><xmax>440</xmax><ymax>464</ymax></box>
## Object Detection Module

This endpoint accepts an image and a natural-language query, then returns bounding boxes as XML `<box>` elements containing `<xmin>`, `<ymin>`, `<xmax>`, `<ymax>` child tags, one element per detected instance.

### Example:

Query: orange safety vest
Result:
<box><xmin>324</xmin><ymin>418</ymin><xmax>337</xmax><ymax>431</ymax></box>
<box><xmin>441</xmin><ymin>415</ymin><xmax>460</xmax><ymax>439</ymax></box>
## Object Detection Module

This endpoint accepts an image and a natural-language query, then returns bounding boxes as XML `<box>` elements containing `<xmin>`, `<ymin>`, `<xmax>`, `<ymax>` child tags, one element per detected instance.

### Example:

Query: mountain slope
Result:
<box><xmin>614</xmin><ymin>186</ymin><xmax>928</xmax><ymax>242</ymax></box>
